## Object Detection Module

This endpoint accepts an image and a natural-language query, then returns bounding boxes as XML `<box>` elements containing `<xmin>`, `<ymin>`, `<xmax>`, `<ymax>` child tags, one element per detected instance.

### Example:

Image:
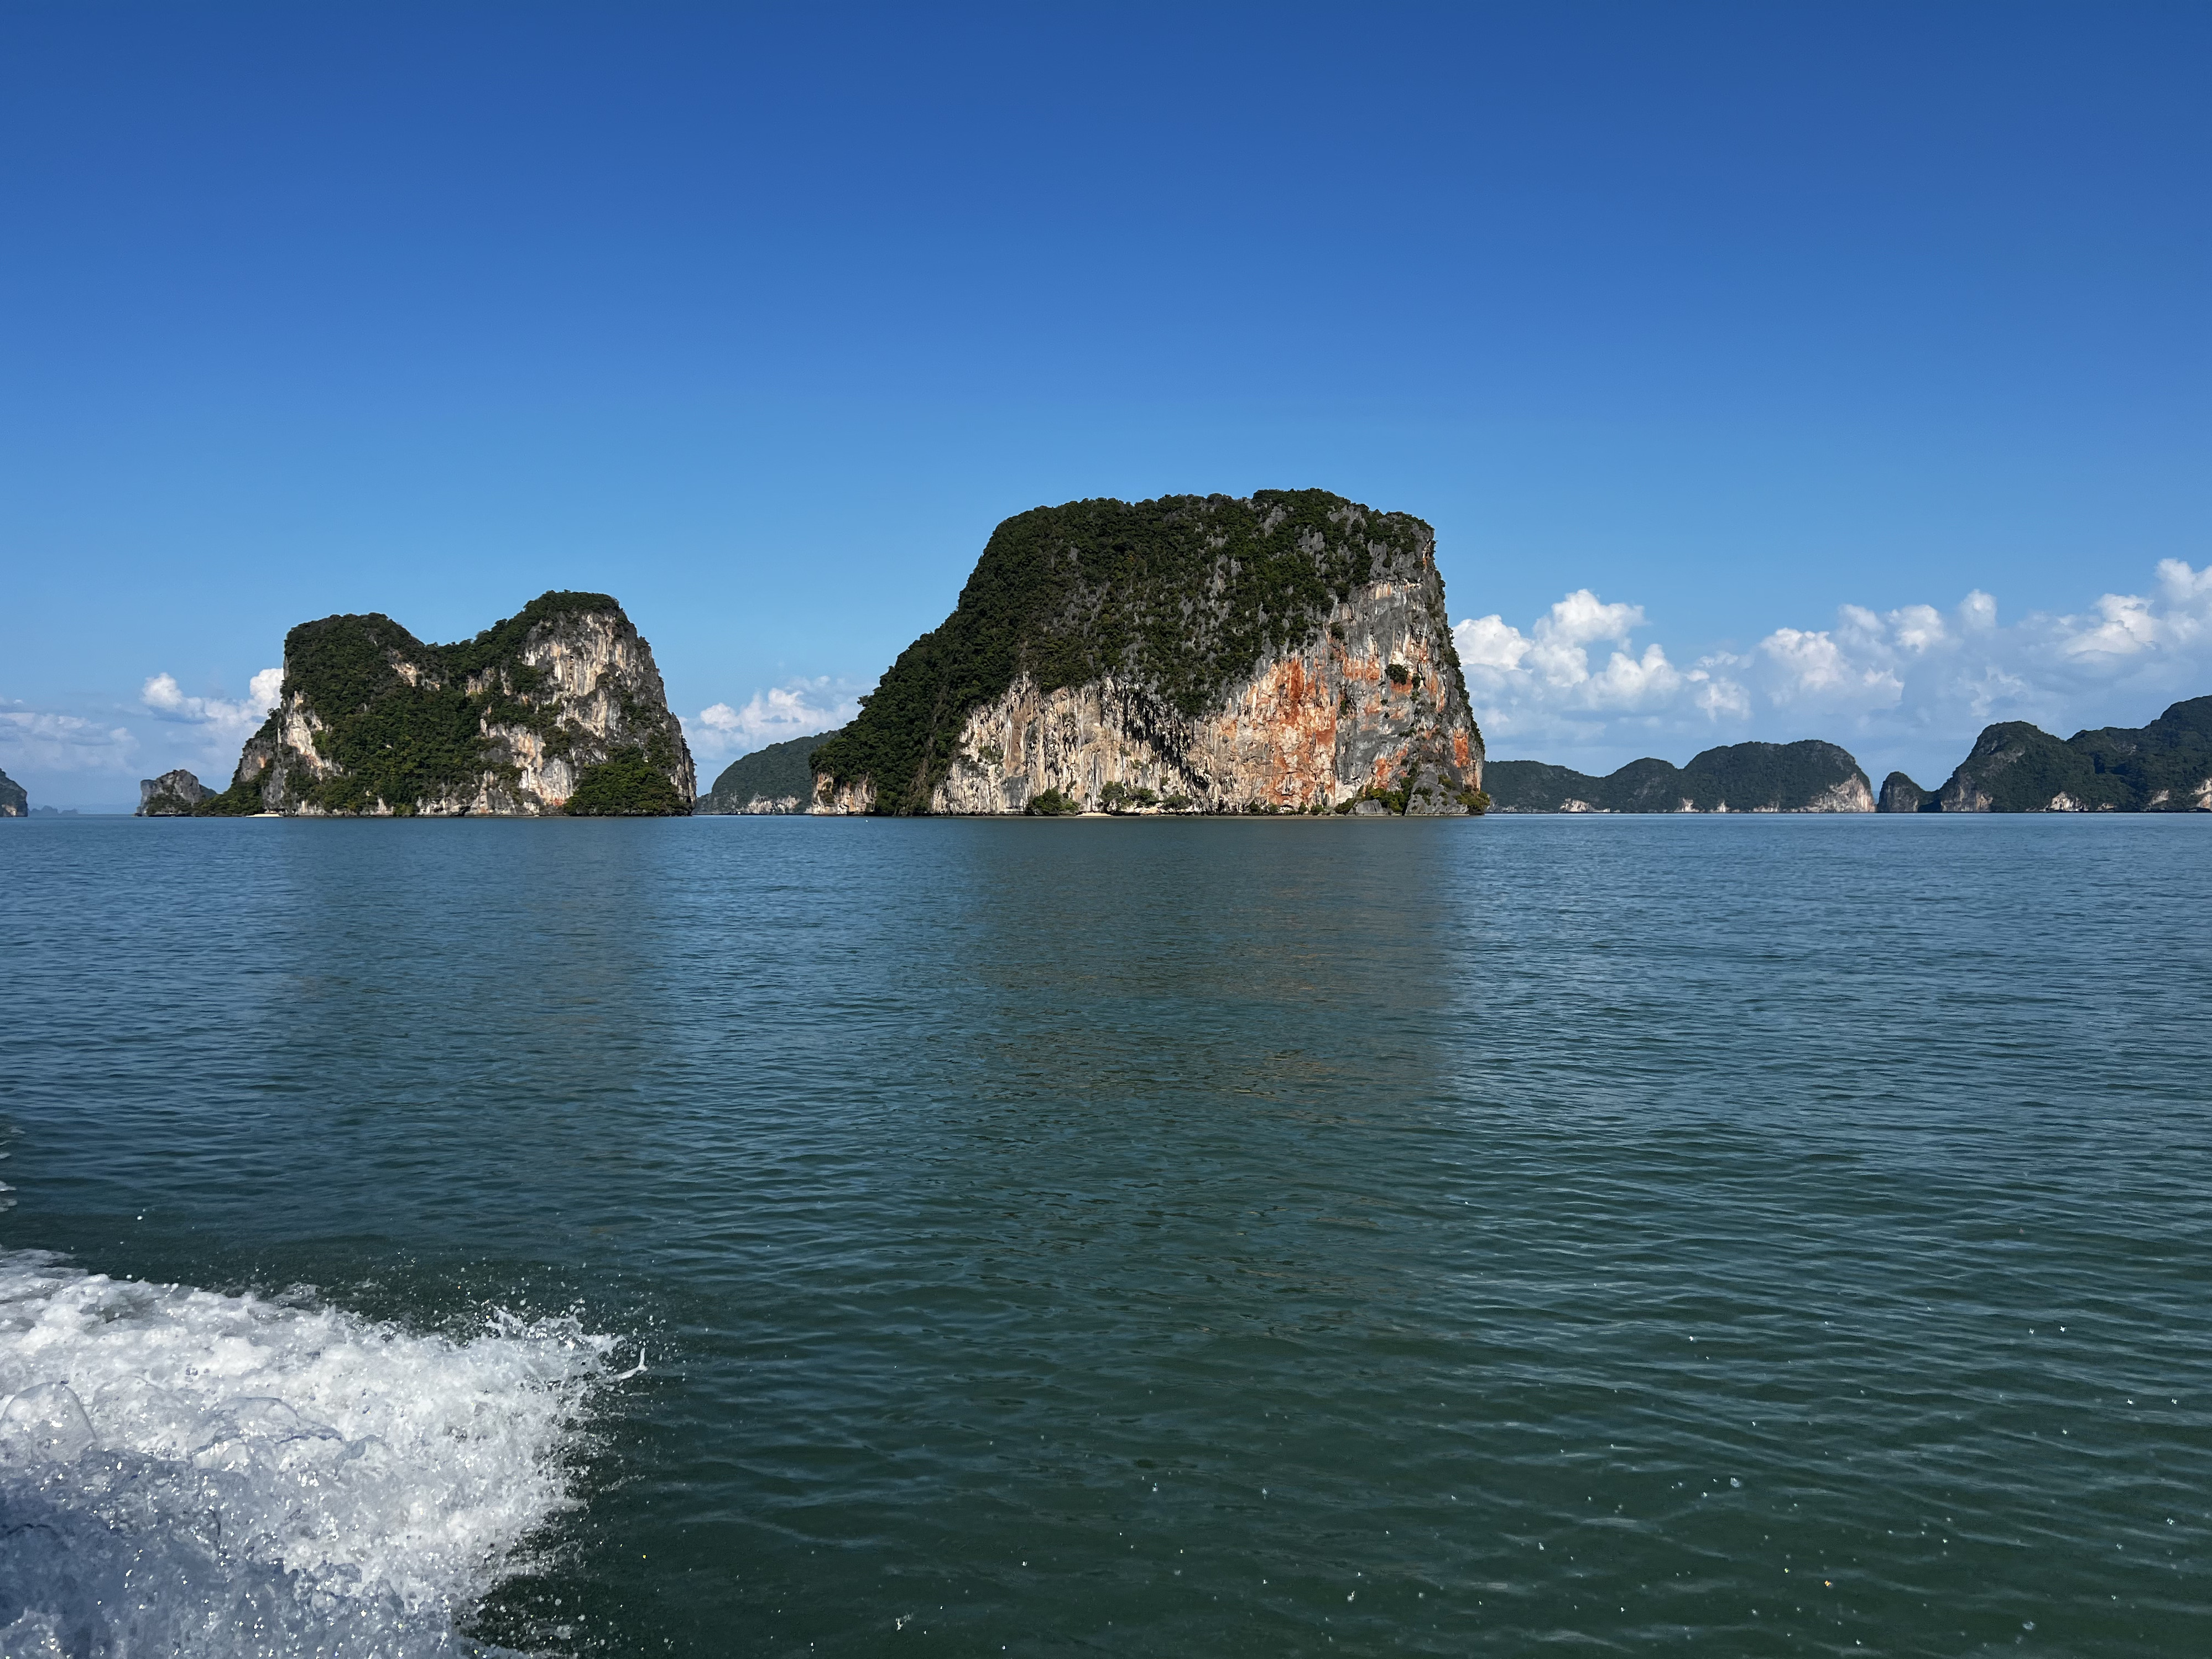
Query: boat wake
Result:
<box><xmin>0</xmin><ymin>1250</ymin><xmax>615</xmax><ymax>1657</ymax></box>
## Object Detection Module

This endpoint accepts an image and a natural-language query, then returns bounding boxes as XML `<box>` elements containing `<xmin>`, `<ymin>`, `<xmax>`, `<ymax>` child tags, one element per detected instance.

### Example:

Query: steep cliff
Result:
<box><xmin>1486</xmin><ymin>741</ymin><xmax>1873</xmax><ymax>813</ymax></box>
<box><xmin>201</xmin><ymin>591</ymin><xmax>694</xmax><ymax>817</ymax></box>
<box><xmin>138</xmin><ymin>769</ymin><xmax>215</xmax><ymax>816</ymax></box>
<box><xmin>1875</xmin><ymin>772</ymin><xmax>1939</xmax><ymax>813</ymax></box>
<box><xmin>698</xmin><ymin>733</ymin><xmax>825</xmax><ymax>815</ymax></box>
<box><xmin>809</xmin><ymin>491</ymin><xmax>1485</xmax><ymax>816</ymax></box>
<box><xmin>0</xmin><ymin>768</ymin><xmax>24</xmax><ymax>817</ymax></box>
<box><xmin>1930</xmin><ymin>696</ymin><xmax>2212</xmax><ymax>812</ymax></box>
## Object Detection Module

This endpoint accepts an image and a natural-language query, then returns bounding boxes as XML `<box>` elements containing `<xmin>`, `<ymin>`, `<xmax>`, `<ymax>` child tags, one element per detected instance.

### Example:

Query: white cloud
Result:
<box><xmin>0</xmin><ymin>705</ymin><xmax>138</xmax><ymax>773</ymax></box>
<box><xmin>1455</xmin><ymin>588</ymin><xmax>1681</xmax><ymax>713</ymax></box>
<box><xmin>1454</xmin><ymin>613</ymin><xmax>1532</xmax><ymax>671</ymax></box>
<box><xmin>1756</xmin><ymin>627</ymin><xmax>1903</xmax><ymax>707</ymax></box>
<box><xmin>1456</xmin><ymin>588</ymin><xmax>1684</xmax><ymax>718</ymax></box>
<box><xmin>1541</xmin><ymin>589</ymin><xmax>1646</xmax><ymax>648</ymax></box>
<box><xmin>140</xmin><ymin>670</ymin><xmax>282</xmax><ymax>738</ymax></box>
<box><xmin>1455</xmin><ymin>559</ymin><xmax>2212</xmax><ymax>782</ymax></box>
<box><xmin>686</xmin><ymin>676</ymin><xmax>865</xmax><ymax>761</ymax></box>
<box><xmin>1888</xmin><ymin>604</ymin><xmax>1949</xmax><ymax>654</ymax></box>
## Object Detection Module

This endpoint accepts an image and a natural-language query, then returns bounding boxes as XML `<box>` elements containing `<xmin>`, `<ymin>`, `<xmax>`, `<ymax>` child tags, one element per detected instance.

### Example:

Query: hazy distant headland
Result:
<box><xmin>1488</xmin><ymin>741</ymin><xmax>1873</xmax><ymax>813</ymax></box>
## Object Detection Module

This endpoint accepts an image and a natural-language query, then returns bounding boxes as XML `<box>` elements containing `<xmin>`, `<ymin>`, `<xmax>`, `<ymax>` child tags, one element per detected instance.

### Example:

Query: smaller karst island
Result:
<box><xmin>108</xmin><ymin>489</ymin><xmax>2209</xmax><ymax>820</ymax></box>
<box><xmin>143</xmin><ymin>592</ymin><xmax>695</xmax><ymax>817</ymax></box>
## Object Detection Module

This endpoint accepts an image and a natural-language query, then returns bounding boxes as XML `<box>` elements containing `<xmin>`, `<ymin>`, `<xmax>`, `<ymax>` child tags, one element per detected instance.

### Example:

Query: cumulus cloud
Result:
<box><xmin>686</xmin><ymin>676</ymin><xmax>866</xmax><ymax>761</ymax></box>
<box><xmin>1460</xmin><ymin>584</ymin><xmax>1681</xmax><ymax>721</ymax></box>
<box><xmin>1454</xmin><ymin>559</ymin><xmax>2212</xmax><ymax>781</ymax></box>
<box><xmin>140</xmin><ymin>670</ymin><xmax>283</xmax><ymax>738</ymax></box>
<box><xmin>1454</xmin><ymin>589</ymin><xmax>1681</xmax><ymax>713</ymax></box>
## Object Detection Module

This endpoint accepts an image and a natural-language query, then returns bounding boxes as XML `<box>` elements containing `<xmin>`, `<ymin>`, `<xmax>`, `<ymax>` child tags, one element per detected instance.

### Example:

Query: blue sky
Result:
<box><xmin>3</xmin><ymin>2</ymin><xmax>2206</xmax><ymax>805</ymax></box>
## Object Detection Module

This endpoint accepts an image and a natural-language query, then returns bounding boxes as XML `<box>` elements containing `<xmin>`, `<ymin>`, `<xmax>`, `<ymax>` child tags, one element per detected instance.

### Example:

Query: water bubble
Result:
<box><xmin>0</xmin><ymin>1381</ymin><xmax>97</xmax><ymax>1464</ymax></box>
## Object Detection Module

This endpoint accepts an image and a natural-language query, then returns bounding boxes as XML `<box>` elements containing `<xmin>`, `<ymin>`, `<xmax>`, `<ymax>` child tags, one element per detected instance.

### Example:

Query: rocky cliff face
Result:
<box><xmin>810</xmin><ymin>491</ymin><xmax>1484</xmax><ymax>816</ymax></box>
<box><xmin>137</xmin><ymin>769</ymin><xmax>215</xmax><ymax>816</ymax></box>
<box><xmin>0</xmin><ymin>768</ymin><xmax>24</xmax><ymax>817</ymax></box>
<box><xmin>1486</xmin><ymin>742</ymin><xmax>1874</xmax><ymax>813</ymax></box>
<box><xmin>1875</xmin><ymin>773</ymin><xmax>1938</xmax><ymax>813</ymax></box>
<box><xmin>216</xmin><ymin>592</ymin><xmax>693</xmax><ymax>817</ymax></box>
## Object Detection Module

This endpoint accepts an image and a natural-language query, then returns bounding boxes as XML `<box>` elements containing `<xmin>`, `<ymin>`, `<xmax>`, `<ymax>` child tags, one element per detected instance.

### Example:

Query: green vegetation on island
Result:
<box><xmin>811</xmin><ymin>489</ymin><xmax>1466</xmax><ymax>815</ymax></box>
<box><xmin>564</xmin><ymin>749</ymin><xmax>691</xmax><ymax>816</ymax></box>
<box><xmin>202</xmin><ymin>590</ymin><xmax>693</xmax><ymax>816</ymax></box>
<box><xmin>1486</xmin><ymin>741</ymin><xmax>1872</xmax><ymax>813</ymax></box>
<box><xmin>0</xmin><ymin>767</ymin><xmax>25</xmax><ymax>817</ymax></box>
<box><xmin>699</xmin><ymin>731</ymin><xmax>834</xmax><ymax>813</ymax></box>
<box><xmin>1882</xmin><ymin>696</ymin><xmax>2212</xmax><ymax>811</ymax></box>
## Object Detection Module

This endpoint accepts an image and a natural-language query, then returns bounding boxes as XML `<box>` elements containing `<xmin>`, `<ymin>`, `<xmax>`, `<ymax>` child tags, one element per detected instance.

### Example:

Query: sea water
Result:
<box><xmin>0</xmin><ymin>814</ymin><xmax>2205</xmax><ymax>1656</ymax></box>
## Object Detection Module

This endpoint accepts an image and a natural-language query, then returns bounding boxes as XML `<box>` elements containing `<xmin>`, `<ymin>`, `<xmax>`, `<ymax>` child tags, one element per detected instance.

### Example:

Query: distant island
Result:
<box><xmin>1488</xmin><ymin>741</ymin><xmax>1873</xmax><ymax>813</ymax></box>
<box><xmin>0</xmin><ymin>766</ymin><xmax>24</xmax><ymax>816</ymax></box>
<box><xmin>176</xmin><ymin>591</ymin><xmax>693</xmax><ymax>817</ymax></box>
<box><xmin>1878</xmin><ymin>696</ymin><xmax>2212</xmax><ymax>812</ymax></box>
<box><xmin>698</xmin><ymin>733</ymin><xmax>818</xmax><ymax>815</ymax></box>
<box><xmin>1473</xmin><ymin>695</ymin><xmax>2209</xmax><ymax>815</ymax></box>
<box><xmin>803</xmin><ymin>489</ymin><xmax>1488</xmax><ymax>816</ymax></box>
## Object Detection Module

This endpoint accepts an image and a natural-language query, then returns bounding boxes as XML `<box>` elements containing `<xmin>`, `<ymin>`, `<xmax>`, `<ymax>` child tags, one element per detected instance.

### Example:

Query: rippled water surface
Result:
<box><xmin>2</xmin><ymin>814</ymin><xmax>2208</xmax><ymax>1655</ymax></box>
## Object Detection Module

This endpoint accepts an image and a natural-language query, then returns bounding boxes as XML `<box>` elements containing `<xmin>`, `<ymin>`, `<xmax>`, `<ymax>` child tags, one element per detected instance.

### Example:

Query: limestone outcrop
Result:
<box><xmin>1875</xmin><ymin>772</ymin><xmax>1938</xmax><ymax>813</ymax></box>
<box><xmin>207</xmin><ymin>592</ymin><xmax>693</xmax><ymax>816</ymax></box>
<box><xmin>0</xmin><ymin>768</ymin><xmax>24</xmax><ymax>817</ymax></box>
<box><xmin>808</xmin><ymin>491</ymin><xmax>1485</xmax><ymax>816</ymax></box>
<box><xmin>138</xmin><ymin>769</ymin><xmax>215</xmax><ymax>816</ymax></box>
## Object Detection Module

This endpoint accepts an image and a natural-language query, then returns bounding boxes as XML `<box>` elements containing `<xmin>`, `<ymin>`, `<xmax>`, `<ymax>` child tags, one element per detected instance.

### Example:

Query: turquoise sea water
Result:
<box><xmin>1</xmin><ymin>815</ymin><xmax>2207</xmax><ymax>1656</ymax></box>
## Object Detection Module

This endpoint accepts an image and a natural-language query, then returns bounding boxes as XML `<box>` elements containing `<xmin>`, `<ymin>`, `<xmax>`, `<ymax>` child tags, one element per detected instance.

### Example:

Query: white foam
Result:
<box><xmin>0</xmin><ymin>1249</ymin><xmax>617</xmax><ymax>1657</ymax></box>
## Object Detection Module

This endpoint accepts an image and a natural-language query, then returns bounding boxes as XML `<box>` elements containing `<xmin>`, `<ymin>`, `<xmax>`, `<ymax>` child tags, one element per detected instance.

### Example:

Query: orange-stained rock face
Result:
<box><xmin>809</xmin><ymin>494</ymin><xmax>1487</xmax><ymax>817</ymax></box>
<box><xmin>817</xmin><ymin>566</ymin><xmax>1484</xmax><ymax>817</ymax></box>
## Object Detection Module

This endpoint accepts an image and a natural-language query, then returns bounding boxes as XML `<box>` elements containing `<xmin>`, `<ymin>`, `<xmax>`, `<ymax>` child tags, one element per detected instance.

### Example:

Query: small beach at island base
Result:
<box><xmin>2</xmin><ymin>813</ymin><xmax>2206</xmax><ymax>1656</ymax></box>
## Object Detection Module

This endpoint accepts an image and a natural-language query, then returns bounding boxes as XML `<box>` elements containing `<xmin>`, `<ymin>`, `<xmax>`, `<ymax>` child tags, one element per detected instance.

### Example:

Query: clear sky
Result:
<box><xmin>3</xmin><ymin>2</ymin><xmax>2206</xmax><ymax>806</ymax></box>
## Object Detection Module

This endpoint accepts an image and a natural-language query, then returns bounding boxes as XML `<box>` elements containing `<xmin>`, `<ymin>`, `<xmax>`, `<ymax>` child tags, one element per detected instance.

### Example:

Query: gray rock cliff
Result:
<box><xmin>1875</xmin><ymin>772</ymin><xmax>1938</xmax><ymax>813</ymax></box>
<box><xmin>220</xmin><ymin>591</ymin><xmax>694</xmax><ymax>817</ymax></box>
<box><xmin>137</xmin><ymin>770</ymin><xmax>215</xmax><ymax>816</ymax></box>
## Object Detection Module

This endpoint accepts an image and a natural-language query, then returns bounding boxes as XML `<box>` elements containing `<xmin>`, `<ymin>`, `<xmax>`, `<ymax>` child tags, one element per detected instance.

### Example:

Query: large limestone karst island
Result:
<box><xmin>199</xmin><ymin>591</ymin><xmax>694</xmax><ymax>816</ymax></box>
<box><xmin>807</xmin><ymin>490</ymin><xmax>1486</xmax><ymax>816</ymax></box>
<box><xmin>0</xmin><ymin>766</ymin><xmax>25</xmax><ymax>817</ymax></box>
